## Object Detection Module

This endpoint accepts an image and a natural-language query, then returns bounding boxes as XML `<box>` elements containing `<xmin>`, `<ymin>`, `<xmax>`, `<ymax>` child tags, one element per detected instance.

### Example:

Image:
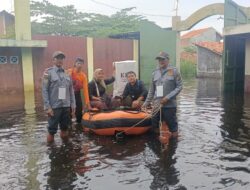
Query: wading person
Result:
<box><xmin>68</xmin><ymin>58</ymin><xmax>91</xmax><ymax>124</ymax></box>
<box><xmin>88</xmin><ymin>68</ymin><xmax>115</xmax><ymax>110</ymax></box>
<box><xmin>121</xmin><ymin>71</ymin><xmax>148</xmax><ymax>109</ymax></box>
<box><xmin>42</xmin><ymin>51</ymin><xmax>76</xmax><ymax>143</ymax></box>
<box><xmin>142</xmin><ymin>51</ymin><xmax>182</xmax><ymax>144</ymax></box>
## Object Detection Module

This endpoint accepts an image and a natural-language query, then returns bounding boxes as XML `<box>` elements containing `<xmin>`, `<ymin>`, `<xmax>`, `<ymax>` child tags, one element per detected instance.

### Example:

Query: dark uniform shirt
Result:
<box><xmin>42</xmin><ymin>66</ymin><xmax>76</xmax><ymax>110</ymax></box>
<box><xmin>143</xmin><ymin>65</ymin><xmax>182</xmax><ymax>108</ymax></box>
<box><xmin>122</xmin><ymin>80</ymin><xmax>148</xmax><ymax>101</ymax></box>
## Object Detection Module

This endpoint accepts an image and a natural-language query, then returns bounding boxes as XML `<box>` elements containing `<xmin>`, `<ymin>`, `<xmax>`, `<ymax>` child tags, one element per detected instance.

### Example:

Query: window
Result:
<box><xmin>0</xmin><ymin>56</ymin><xmax>7</xmax><ymax>64</ymax></box>
<box><xmin>10</xmin><ymin>56</ymin><xmax>19</xmax><ymax>64</ymax></box>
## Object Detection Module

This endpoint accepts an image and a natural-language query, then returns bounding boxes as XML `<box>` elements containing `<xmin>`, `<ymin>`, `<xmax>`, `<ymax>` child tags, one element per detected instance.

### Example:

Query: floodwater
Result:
<box><xmin>0</xmin><ymin>78</ymin><xmax>250</xmax><ymax>190</ymax></box>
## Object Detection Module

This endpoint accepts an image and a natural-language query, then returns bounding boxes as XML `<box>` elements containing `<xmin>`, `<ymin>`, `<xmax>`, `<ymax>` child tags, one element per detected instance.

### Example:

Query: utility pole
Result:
<box><xmin>174</xmin><ymin>0</ymin><xmax>179</xmax><ymax>16</ymax></box>
<box><xmin>10</xmin><ymin>0</ymin><xmax>14</xmax><ymax>13</ymax></box>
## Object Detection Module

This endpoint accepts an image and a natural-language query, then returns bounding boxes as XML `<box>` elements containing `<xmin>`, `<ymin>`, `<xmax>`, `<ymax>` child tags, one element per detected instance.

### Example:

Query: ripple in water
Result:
<box><xmin>0</xmin><ymin>78</ymin><xmax>250</xmax><ymax>189</ymax></box>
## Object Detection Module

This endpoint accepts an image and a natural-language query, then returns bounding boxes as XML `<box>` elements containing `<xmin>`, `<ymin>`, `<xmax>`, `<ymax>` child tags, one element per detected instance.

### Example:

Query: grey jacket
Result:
<box><xmin>42</xmin><ymin>66</ymin><xmax>76</xmax><ymax>110</ymax></box>
<box><xmin>143</xmin><ymin>65</ymin><xmax>182</xmax><ymax>108</ymax></box>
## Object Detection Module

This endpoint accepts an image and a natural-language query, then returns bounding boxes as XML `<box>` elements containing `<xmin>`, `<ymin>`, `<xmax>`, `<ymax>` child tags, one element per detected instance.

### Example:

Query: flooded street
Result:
<box><xmin>0</xmin><ymin>78</ymin><xmax>250</xmax><ymax>190</ymax></box>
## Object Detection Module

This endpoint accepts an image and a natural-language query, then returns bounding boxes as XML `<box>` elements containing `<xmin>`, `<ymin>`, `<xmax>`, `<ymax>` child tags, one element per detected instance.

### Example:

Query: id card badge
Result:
<box><xmin>156</xmin><ymin>85</ymin><xmax>163</xmax><ymax>97</ymax></box>
<box><xmin>58</xmin><ymin>87</ymin><xmax>66</xmax><ymax>100</ymax></box>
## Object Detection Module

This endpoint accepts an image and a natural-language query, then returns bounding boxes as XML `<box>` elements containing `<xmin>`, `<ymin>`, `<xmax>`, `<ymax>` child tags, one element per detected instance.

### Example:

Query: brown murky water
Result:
<box><xmin>0</xmin><ymin>78</ymin><xmax>250</xmax><ymax>190</ymax></box>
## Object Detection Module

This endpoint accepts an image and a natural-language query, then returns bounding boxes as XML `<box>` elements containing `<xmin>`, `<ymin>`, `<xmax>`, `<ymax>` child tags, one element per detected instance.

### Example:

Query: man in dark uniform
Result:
<box><xmin>42</xmin><ymin>51</ymin><xmax>76</xmax><ymax>143</ymax></box>
<box><xmin>142</xmin><ymin>51</ymin><xmax>182</xmax><ymax>143</ymax></box>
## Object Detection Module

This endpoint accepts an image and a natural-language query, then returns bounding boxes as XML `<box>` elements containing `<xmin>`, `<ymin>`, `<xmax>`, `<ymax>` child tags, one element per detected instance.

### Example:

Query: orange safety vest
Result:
<box><xmin>68</xmin><ymin>68</ymin><xmax>90</xmax><ymax>105</ymax></box>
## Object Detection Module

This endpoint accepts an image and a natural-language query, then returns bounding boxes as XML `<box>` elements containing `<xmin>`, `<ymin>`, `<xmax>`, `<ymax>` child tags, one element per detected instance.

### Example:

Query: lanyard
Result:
<box><xmin>94</xmin><ymin>80</ymin><xmax>100</xmax><ymax>97</ymax></box>
<box><xmin>158</xmin><ymin>70</ymin><xmax>167</xmax><ymax>85</ymax></box>
<box><xmin>161</xmin><ymin>70</ymin><xmax>167</xmax><ymax>77</ymax></box>
<box><xmin>56</xmin><ymin>69</ymin><xmax>65</xmax><ymax>86</ymax></box>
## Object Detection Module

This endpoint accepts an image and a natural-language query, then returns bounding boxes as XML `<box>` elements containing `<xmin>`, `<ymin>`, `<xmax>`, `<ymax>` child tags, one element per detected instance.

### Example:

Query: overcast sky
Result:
<box><xmin>1</xmin><ymin>0</ymin><xmax>250</xmax><ymax>33</ymax></box>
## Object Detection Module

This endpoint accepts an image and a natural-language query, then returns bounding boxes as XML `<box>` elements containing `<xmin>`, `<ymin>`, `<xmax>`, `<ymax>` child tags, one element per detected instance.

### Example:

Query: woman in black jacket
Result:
<box><xmin>88</xmin><ymin>68</ymin><xmax>115</xmax><ymax>110</ymax></box>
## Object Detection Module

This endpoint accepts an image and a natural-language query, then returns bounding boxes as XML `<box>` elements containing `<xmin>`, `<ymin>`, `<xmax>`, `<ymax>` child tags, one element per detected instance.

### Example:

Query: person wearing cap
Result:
<box><xmin>121</xmin><ymin>71</ymin><xmax>148</xmax><ymax>109</ymax></box>
<box><xmin>42</xmin><ymin>51</ymin><xmax>76</xmax><ymax>143</ymax></box>
<box><xmin>142</xmin><ymin>51</ymin><xmax>182</xmax><ymax>143</ymax></box>
<box><xmin>67</xmin><ymin>57</ymin><xmax>91</xmax><ymax>124</ymax></box>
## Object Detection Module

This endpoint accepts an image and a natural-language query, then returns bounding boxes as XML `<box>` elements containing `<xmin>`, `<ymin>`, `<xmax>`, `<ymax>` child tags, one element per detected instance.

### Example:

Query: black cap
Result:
<box><xmin>75</xmin><ymin>57</ymin><xmax>84</xmax><ymax>63</ymax></box>
<box><xmin>52</xmin><ymin>51</ymin><xmax>65</xmax><ymax>59</ymax></box>
<box><xmin>155</xmin><ymin>51</ymin><xmax>169</xmax><ymax>60</ymax></box>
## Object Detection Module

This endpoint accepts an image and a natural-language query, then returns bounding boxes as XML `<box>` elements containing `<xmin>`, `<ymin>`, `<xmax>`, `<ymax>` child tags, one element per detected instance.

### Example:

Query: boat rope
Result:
<box><xmin>115</xmin><ymin>104</ymin><xmax>162</xmax><ymax>137</ymax></box>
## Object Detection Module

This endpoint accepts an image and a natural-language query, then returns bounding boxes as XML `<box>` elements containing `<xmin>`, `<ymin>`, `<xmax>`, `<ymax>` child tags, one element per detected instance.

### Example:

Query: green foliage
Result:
<box><xmin>183</xmin><ymin>46</ymin><xmax>196</xmax><ymax>54</ymax></box>
<box><xmin>0</xmin><ymin>25</ymin><xmax>15</xmax><ymax>39</ymax></box>
<box><xmin>180</xmin><ymin>60</ymin><xmax>196</xmax><ymax>78</ymax></box>
<box><xmin>30</xmin><ymin>0</ymin><xmax>145</xmax><ymax>37</ymax></box>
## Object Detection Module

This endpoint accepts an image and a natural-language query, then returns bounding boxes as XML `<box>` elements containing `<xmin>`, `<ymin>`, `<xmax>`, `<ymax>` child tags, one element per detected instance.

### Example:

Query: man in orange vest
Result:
<box><xmin>68</xmin><ymin>58</ymin><xmax>91</xmax><ymax>124</ymax></box>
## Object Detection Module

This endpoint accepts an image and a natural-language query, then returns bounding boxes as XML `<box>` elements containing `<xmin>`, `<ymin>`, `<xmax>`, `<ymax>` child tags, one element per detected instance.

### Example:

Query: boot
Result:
<box><xmin>60</xmin><ymin>130</ymin><xmax>69</xmax><ymax>142</ymax></box>
<box><xmin>47</xmin><ymin>133</ymin><xmax>54</xmax><ymax>143</ymax></box>
<box><xmin>159</xmin><ymin>122</ymin><xmax>172</xmax><ymax>145</ymax></box>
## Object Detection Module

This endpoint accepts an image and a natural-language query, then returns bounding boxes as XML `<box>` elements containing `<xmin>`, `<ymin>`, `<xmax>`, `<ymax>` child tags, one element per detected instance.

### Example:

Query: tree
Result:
<box><xmin>0</xmin><ymin>25</ymin><xmax>15</xmax><ymax>39</ymax></box>
<box><xmin>30</xmin><ymin>0</ymin><xmax>145</xmax><ymax>37</ymax></box>
<box><xmin>183</xmin><ymin>46</ymin><xmax>197</xmax><ymax>54</ymax></box>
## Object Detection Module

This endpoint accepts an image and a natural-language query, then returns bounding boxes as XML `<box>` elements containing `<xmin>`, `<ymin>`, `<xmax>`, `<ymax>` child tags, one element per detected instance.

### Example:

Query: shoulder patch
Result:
<box><xmin>167</xmin><ymin>69</ymin><xmax>174</xmax><ymax>76</ymax></box>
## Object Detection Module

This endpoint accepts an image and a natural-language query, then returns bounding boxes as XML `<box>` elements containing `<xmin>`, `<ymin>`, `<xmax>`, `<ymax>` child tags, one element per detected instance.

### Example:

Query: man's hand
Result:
<box><xmin>160</xmin><ymin>97</ymin><xmax>168</xmax><ymax>105</ymax></box>
<box><xmin>132</xmin><ymin>100</ymin><xmax>140</xmax><ymax>108</ymax></box>
<box><xmin>47</xmin><ymin>108</ymin><xmax>54</xmax><ymax>117</ymax></box>
<box><xmin>141</xmin><ymin>104</ymin><xmax>148</xmax><ymax>112</ymax></box>
<box><xmin>86</xmin><ymin>103</ymin><xmax>92</xmax><ymax>110</ymax></box>
<box><xmin>93</xmin><ymin>96</ymin><xmax>102</xmax><ymax>101</ymax></box>
<box><xmin>114</xmin><ymin>96</ymin><xmax>123</xmax><ymax>100</ymax></box>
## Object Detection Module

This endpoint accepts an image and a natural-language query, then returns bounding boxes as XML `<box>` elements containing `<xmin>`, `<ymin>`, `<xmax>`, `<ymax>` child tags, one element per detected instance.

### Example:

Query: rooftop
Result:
<box><xmin>181</xmin><ymin>27</ymin><xmax>222</xmax><ymax>39</ymax></box>
<box><xmin>194</xmin><ymin>41</ymin><xmax>223</xmax><ymax>55</ymax></box>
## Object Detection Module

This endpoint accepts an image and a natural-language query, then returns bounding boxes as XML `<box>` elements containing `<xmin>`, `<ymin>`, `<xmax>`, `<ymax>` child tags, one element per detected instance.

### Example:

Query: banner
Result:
<box><xmin>113</xmin><ymin>60</ymin><xmax>137</xmax><ymax>97</ymax></box>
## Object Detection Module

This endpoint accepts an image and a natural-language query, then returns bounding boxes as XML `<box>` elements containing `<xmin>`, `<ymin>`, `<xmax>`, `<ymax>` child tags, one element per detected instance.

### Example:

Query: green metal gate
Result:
<box><xmin>223</xmin><ymin>0</ymin><xmax>248</xmax><ymax>92</ymax></box>
<box><xmin>223</xmin><ymin>36</ymin><xmax>245</xmax><ymax>92</ymax></box>
<box><xmin>139</xmin><ymin>21</ymin><xmax>177</xmax><ymax>85</ymax></box>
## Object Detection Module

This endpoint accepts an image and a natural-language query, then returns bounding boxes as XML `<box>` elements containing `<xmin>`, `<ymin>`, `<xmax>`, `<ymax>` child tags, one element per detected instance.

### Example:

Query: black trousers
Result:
<box><xmin>152</xmin><ymin>107</ymin><xmax>178</xmax><ymax>132</ymax></box>
<box><xmin>48</xmin><ymin>107</ymin><xmax>71</xmax><ymax>135</ymax></box>
<box><xmin>75</xmin><ymin>91</ymin><xmax>83</xmax><ymax>123</ymax></box>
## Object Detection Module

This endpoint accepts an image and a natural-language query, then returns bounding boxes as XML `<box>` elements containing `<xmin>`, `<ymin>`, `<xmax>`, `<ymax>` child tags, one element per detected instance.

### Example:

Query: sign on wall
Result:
<box><xmin>10</xmin><ymin>56</ymin><xmax>19</xmax><ymax>64</ymax></box>
<box><xmin>0</xmin><ymin>56</ymin><xmax>7</xmax><ymax>64</ymax></box>
<box><xmin>0</xmin><ymin>56</ymin><xmax>19</xmax><ymax>64</ymax></box>
<box><xmin>113</xmin><ymin>60</ymin><xmax>137</xmax><ymax>97</ymax></box>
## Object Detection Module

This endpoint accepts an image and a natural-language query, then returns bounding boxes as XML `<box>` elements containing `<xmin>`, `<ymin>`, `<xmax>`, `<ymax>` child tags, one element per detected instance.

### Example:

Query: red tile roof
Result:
<box><xmin>181</xmin><ymin>27</ymin><xmax>211</xmax><ymax>39</ymax></box>
<box><xmin>194</xmin><ymin>41</ymin><xmax>224</xmax><ymax>55</ymax></box>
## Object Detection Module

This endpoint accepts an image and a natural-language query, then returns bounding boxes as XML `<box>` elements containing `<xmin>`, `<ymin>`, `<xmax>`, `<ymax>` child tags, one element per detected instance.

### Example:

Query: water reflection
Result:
<box><xmin>0</xmin><ymin>93</ymin><xmax>24</xmax><ymax>113</ymax></box>
<box><xmin>92</xmin><ymin>135</ymin><xmax>146</xmax><ymax>160</ymax></box>
<box><xmin>221</xmin><ymin>93</ymin><xmax>244</xmax><ymax>139</ymax></box>
<box><xmin>23</xmin><ymin>111</ymin><xmax>40</xmax><ymax>190</ymax></box>
<box><xmin>46</xmin><ymin>144</ymin><xmax>78</xmax><ymax>189</ymax></box>
<box><xmin>196</xmin><ymin>78</ymin><xmax>221</xmax><ymax>99</ymax></box>
<box><xmin>146</xmin><ymin>135</ymin><xmax>180</xmax><ymax>190</ymax></box>
<box><xmin>1</xmin><ymin>78</ymin><xmax>250</xmax><ymax>189</ymax></box>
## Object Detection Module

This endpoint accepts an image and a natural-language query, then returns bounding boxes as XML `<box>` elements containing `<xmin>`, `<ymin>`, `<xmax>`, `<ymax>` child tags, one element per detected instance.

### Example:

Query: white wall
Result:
<box><xmin>245</xmin><ymin>39</ymin><xmax>250</xmax><ymax>75</ymax></box>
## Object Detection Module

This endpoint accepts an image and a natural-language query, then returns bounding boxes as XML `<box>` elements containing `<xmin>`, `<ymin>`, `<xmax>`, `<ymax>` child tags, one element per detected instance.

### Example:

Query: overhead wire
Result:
<box><xmin>89</xmin><ymin>0</ymin><xmax>173</xmax><ymax>18</ymax></box>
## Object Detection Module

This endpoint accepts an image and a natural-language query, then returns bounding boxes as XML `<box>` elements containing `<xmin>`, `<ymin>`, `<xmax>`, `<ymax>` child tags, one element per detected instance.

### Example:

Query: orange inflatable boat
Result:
<box><xmin>82</xmin><ymin>110</ymin><xmax>151</xmax><ymax>136</ymax></box>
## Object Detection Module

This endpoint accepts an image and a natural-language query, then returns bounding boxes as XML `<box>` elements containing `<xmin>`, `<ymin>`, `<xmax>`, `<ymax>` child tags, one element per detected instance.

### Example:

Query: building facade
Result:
<box><xmin>195</xmin><ymin>41</ymin><xmax>223</xmax><ymax>78</ymax></box>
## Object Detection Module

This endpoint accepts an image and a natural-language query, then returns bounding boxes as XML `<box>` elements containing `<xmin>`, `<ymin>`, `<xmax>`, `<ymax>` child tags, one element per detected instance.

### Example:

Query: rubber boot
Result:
<box><xmin>60</xmin><ymin>130</ymin><xmax>69</xmax><ymax>142</ymax></box>
<box><xmin>159</xmin><ymin>122</ymin><xmax>172</xmax><ymax>145</ymax></box>
<box><xmin>47</xmin><ymin>133</ymin><xmax>54</xmax><ymax>143</ymax></box>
